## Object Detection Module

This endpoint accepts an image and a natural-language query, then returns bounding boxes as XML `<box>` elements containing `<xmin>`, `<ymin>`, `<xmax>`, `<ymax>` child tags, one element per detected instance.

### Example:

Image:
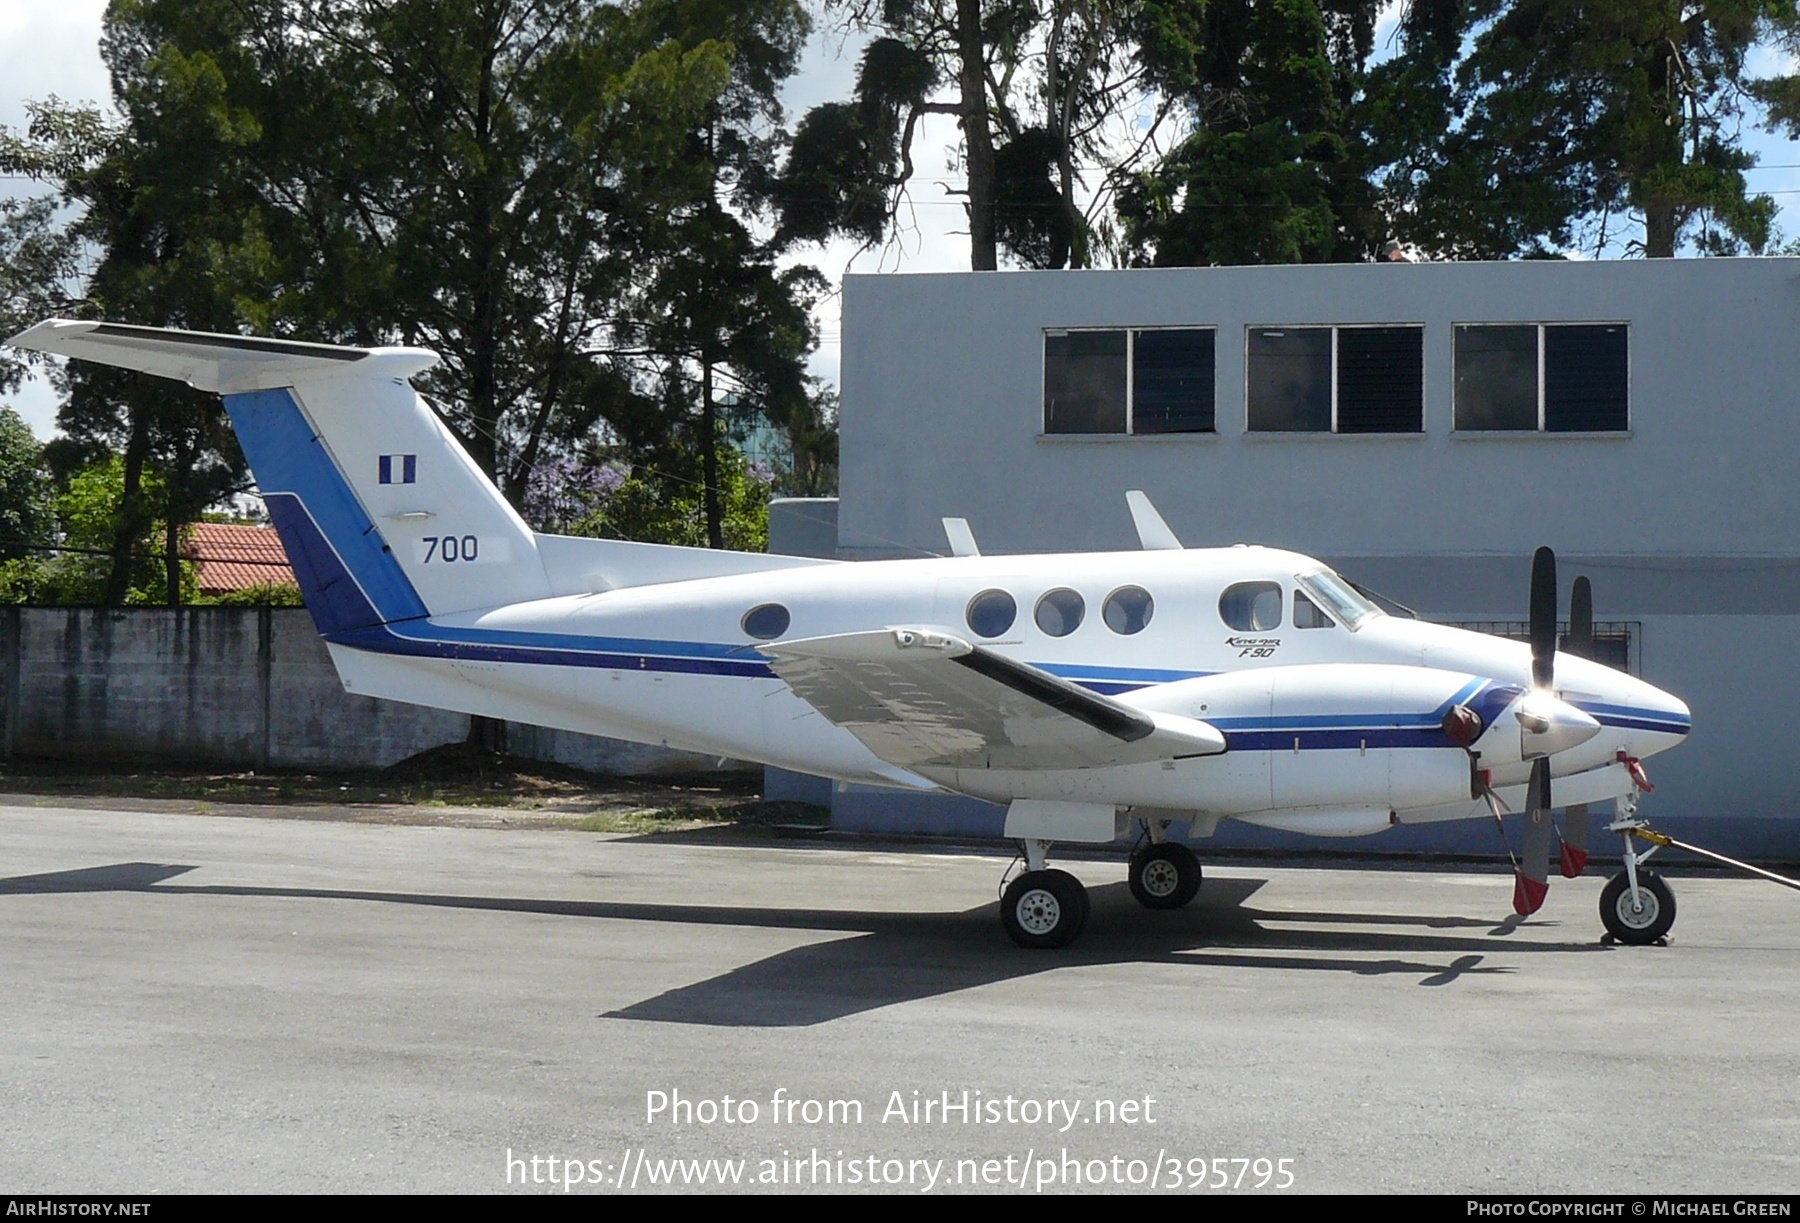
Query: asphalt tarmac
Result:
<box><xmin>2</xmin><ymin>803</ymin><xmax>1797</xmax><ymax>1195</ymax></box>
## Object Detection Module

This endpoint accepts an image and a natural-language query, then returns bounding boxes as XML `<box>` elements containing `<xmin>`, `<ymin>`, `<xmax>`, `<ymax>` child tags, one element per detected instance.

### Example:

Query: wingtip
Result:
<box><xmin>3</xmin><ymin>317</ymin><xmax>100</xmax><ymax>352</ymax></box>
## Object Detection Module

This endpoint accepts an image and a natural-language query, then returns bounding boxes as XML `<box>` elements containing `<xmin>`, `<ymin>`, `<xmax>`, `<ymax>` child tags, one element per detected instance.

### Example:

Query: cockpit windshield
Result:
<box><xmin>1295</xmin><ymin>569</ymin><xmax>1380</xmax><ymax>631</ymax></box>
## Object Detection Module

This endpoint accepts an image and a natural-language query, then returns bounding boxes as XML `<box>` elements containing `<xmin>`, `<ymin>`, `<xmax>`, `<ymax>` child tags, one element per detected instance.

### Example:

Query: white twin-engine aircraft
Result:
<box><xmin>8</xmin><ymin>320</ymin><xmax>1695</xmax><ymax>949</ymax></box>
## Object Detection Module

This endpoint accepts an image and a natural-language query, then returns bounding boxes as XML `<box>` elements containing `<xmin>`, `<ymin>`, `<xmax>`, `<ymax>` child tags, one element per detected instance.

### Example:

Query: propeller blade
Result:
<box><xmin>1568</xmin><ymin>576</ymin><xmax>1593</xmax><ymax>660</ymax></box>
<box><xmin>1530</xmin><ymin>546</ymin><xmax>1557</xmax><ymax>689</ymax></box>
<box><xmin>1557</xmin><ymin>577</ymin><xmax>1593</xmax><ymax>878</ymax></box>
<box><xmin>1561</xmin><ymin>803</ymin><xmax>1590</xmax><ymax>878</ymax></box>
<box><xmin>1526</xmin><ymin>754</ymin><xmax>1552</xmax><ymax>815</ymax></box>
<box><xmin>1515</xmin><ymin>757</ymin><xmax>1555</xmax><ymax>915</ymax></box>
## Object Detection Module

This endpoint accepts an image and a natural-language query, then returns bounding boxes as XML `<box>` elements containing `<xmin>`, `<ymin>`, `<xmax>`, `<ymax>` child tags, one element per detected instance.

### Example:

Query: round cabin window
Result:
<box><xmin>965</xmin><ymin>589</ymin><xmax>1018</xmax><ymax>638</ymax></box>
<box><xmin>741</xmin><ymin>603</ymin><xmax>791</xmax><ymax>640</ymax></box>
<box><xmin>1103</xmin><ymin>586</ymin><xmax>1155</xmax><ymax>635</ymax></box>
<box><xmin>1034</xmin><ymin>588</ymin><xmax>1085</xmax><ymax>637</ymax></box>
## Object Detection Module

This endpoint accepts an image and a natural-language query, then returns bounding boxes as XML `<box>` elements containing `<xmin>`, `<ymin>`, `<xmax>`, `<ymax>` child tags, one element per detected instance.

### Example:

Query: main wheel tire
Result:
<box><xmin>1001</xmin><ymin>869</ymin><xmax>1089</xmax><ymax>949</ymax></box>
<box><xmin>1129</xmin><ymin>842</ymin><xmax>1202</xmax><ymax>910</ymax></box>
<box><xmin>1600</xmin><ymin>869</ymin><xmax>1676</xmax><ymax>945</ymax></box>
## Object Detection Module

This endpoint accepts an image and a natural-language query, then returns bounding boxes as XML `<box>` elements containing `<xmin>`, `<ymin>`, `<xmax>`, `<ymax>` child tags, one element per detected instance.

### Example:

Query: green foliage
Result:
<box><xmin>20</xmin><ymin>456</ymin><xmax>198</xmax><ymax>606</ymax></box>
<box><xmin>194</xmin><ymin>581</ymin><xmax>305</xmax><ymax>607</ymax></box>
<box><xmin>1118</xmin><ymin>0</ymin><xmax>1383</xmax><ymax>266</ymax></box>
<box><xmin>0</xmin><ymin>192</ymin><xmax>82</xmax><ymax>397</ymax></box>
<box><xmin>1373</xmin><ymin>1</ymin><xmax>1800</xmax><ymax>258</ymax></box>
<box><xmin>0</xmin><ymin>407</ymin><xmax>51</xmax><ymax>563</ymax></box>
<box><xmin>8</xmin><ymin>0</ymin><xmax>837</xmax><ymax>554</ymax></box>
<box><xmin>564</xmin><ymin>450</ymin><xmax>773</xmax><ymax>551</ymax></box>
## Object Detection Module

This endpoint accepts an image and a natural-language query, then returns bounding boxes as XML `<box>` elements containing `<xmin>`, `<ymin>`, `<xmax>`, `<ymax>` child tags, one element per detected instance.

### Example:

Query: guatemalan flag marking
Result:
<box><xmin>379</xmin><ymin>454</ymin><xmax>417</xmax><ymax>484</ymax></box>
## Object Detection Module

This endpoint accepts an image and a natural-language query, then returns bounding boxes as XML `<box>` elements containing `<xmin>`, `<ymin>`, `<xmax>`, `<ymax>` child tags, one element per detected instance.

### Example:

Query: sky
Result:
<box><xmin>4</xmin><ymin>1</ymin><xmax>1800</xmax><ymax>441</ymax></box>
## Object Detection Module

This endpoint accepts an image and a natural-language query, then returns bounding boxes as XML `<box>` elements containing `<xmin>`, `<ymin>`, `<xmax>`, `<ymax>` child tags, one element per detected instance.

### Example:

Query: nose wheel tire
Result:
<box><xmin>1600</xmin><ymin>869</ymin><xmax>1676</xmax><ymax>945</ymax></box>
<box><xmin>1129</xmin><ymin>843</ymin><xmax>1202</xmax><ymax>910</ymax></box>
<box><xmin>1002</xmin><ymin>869</ymin><xmax>1090</xmax><ymax>949</ymax></box>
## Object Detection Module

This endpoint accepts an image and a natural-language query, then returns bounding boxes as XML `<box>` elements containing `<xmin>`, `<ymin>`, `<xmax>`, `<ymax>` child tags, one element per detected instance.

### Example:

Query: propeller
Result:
<box><xmin>1560</xmin><ymin>577</ymin><xmax>1594</xmax><ymax>879</ymax></box>
<box><xmin>1515</xmin><ymin>547</ymin><xmax>1559</xmax><ymax>916</ymax></box>
<box><xmin>1512</xmin><ymin>551</ymin><xmax>1600</xmax><ymax>914</ymax></box>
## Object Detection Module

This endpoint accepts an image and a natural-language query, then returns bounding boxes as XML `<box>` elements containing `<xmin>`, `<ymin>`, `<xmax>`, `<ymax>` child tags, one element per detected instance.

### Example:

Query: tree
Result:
<box><xmin>0</xmin><ymin>407</ymin><xmax>51</xmax><ymax>569</ymax></box>
<box><xmin>4</xmin><ymin>52</ymin><xmax>259</xmax><ymax>609</ymax></box>
<box><xmin>0</xmin><ymin>190</ymin><xmax>83</xmax><ymax>402</ymax></box>
<box><xmin>1116</xmin><ymin>0</ymin><xmax>1386</xmax><ymax>266</ymax></box>
<box><xmin>1374</xmin><ymin>1</ymin><xmax>1800</xmax><ymax>259</ymax></box>
<box><xmin>627</xmin><ymin>0</ymin><xmax>832</xmax><ymax>547</ymax></box>
<box><xmin>779</xmin><ymin>0</ymin><xmax>1045</xmax><ymax>270</ymax></box>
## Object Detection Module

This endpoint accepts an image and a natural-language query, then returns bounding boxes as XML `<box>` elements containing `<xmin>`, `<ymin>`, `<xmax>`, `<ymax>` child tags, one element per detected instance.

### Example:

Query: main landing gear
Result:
<box><xmin>1000</xmin><ymin>829</ymin><xmax>1203</xmax><ymax>949</ymax></box>
<box><xmin>1129</xmin><ymin>841</ymin><xmax>1203</xmax><ymax>910</ymax></box>
<box><xmin>1001</xmin><ymin>839</ymin><xmax>1091</xmax><ymax>949</ymax></box>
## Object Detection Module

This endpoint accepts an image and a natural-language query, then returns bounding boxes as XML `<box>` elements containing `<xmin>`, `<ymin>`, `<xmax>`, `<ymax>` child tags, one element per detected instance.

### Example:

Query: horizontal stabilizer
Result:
<box><xmin>4</xmin><ymin>318</ymin><xmax>435</xmax><ymax>394</ymax></box>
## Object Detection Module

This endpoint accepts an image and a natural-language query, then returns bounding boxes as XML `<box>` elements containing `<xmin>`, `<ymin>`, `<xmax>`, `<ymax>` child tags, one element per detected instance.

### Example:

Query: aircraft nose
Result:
<box><xmin>1515</xmin><ymin>693</ymin><xmax>1603</xmax><ymax>758</ymax></box>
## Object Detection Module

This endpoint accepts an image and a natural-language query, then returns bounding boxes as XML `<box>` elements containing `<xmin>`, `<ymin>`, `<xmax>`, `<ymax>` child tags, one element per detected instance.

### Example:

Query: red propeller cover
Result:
<box><xmin>1512</xmin><ymin>870</ymin><xmax>1549</xmax><ymax>916</ymax></box>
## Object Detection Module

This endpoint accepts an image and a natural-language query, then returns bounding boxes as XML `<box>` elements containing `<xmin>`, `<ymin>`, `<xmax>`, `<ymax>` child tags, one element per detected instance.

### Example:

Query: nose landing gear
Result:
<box><xmin>1603</xmin><ymin>761</ymin><xmax>1675</xmax><ymax>945</ymax></box>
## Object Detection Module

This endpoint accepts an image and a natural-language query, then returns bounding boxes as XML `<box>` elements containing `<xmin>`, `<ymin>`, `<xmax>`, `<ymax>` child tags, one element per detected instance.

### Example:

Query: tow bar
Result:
<box><xmin>1607</xmin><ymin>819</ymin><xmax>1800</xmax><ymax>895</ymax></box>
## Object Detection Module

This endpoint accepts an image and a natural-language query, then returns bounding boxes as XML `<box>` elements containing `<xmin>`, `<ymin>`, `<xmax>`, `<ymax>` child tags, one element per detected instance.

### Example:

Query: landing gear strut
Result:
<box><xmin>1001</xmin><ymin>837</ymin><xmax>1090</xmax><ymax>948</ymax></box>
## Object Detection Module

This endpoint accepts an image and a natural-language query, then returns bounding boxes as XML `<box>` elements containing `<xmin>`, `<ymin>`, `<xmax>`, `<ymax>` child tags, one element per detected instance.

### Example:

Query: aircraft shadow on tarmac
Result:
<box><xmin>1</xmin><ymin>861</ymin><xmax>1602</xmax><ymax>1028</ymax></box>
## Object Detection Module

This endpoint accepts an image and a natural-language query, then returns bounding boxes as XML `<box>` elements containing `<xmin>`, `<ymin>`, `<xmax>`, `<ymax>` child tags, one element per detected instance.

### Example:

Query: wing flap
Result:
<box><xmin>761</xmin><ymin>628</ymin><xmax>1225</xmax><ymax>770</ymax></box>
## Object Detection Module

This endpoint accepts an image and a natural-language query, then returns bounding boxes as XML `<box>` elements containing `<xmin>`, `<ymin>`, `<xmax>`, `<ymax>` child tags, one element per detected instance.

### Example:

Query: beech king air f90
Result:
<box><xmin>6</xmin><ymin>320</ymin><xmax>1695</xmax><ymax>949</ymax></box>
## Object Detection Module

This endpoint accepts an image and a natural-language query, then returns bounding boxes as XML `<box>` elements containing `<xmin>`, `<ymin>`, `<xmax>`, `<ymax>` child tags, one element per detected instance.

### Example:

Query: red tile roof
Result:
<box><xmin>185</xmin><ymin>523</ymin><xmax>295</xmax><ymax>594</ymax></box>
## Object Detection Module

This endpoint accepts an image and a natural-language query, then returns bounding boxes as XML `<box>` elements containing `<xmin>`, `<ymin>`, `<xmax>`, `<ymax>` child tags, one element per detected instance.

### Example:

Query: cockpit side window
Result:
<box><xmin>1219</xmin><ymin>581</ymin><xmax>1283</xmax><ymax>632</ymax></box>
<box><xmin>1293</xmin><ymin>589</ymin><xmax>1335</xmax><ymax>629</ymax></box>
<box><xmin>1295</xmin><ymin>569</ymin><xmax>1379</xmax><ymax>631</ymax></box>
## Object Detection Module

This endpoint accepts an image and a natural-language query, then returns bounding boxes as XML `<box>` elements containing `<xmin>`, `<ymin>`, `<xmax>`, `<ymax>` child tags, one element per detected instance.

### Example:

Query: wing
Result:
<box><xmin>761</xmin><ymin>627</ymin><xmax>1225</xmax><ymax>770</ymax></box>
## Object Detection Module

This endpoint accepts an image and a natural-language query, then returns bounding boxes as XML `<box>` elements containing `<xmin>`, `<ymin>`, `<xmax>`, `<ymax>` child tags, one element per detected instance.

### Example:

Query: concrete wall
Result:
<box><xmin>0</xmin><ymin>606</ymin><xmax>728</xmax><ymax>775</ymax></box>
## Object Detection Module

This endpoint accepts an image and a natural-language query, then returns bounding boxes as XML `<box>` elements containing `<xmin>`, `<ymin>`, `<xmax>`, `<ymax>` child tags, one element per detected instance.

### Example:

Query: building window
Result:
<box><xmin>1043</xmin><ymin>328</ymin><xmax>1214</xmax><ymax>435</ymax></box>
<box><xmin>1044</xmin><ymin>331</ymin><xmax>1127</xmax><ymax>433</ymax></box>
<box><xmin>1246</xmin><ymin>325</ymin><xmax>1423</xmax><ymax>434</ymax></box>
<box><xmin>1132</xmin><ymin>329</ymin><xmax>1215</xmax><ymax>433</ymax></box>
<box><xmin>1454</xmin><ymin>323</ymin><xmax>1628</xmax><ymax>432</ymax></box>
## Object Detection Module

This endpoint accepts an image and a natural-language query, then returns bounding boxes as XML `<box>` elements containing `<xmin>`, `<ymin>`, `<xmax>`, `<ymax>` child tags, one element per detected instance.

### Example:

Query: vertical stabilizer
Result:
<box><xmin>3</xmin><ymin>319</ymin><xmax>550</xmax><ymax>631</ymax></box>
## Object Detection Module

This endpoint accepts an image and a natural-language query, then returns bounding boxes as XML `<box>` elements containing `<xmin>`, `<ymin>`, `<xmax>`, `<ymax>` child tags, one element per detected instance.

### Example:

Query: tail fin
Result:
<box><xmin>6</xmin><ymin>319</ymin><xmax>548</xmax><ymax>632</ymax></box>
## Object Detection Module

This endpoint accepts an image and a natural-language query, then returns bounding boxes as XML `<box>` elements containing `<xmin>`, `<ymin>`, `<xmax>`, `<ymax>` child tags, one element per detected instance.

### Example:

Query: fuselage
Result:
<box><xmin>325</xmin><ymin>544</ymin><xmax>1690</xmax><ymax>834</ymax></box>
